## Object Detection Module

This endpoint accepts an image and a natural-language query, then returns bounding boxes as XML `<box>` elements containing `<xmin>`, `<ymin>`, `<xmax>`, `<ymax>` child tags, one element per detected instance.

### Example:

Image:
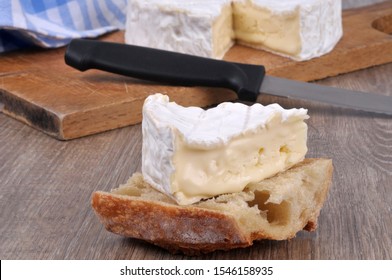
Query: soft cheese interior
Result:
<box><xmin>233</xmin><ymin>0</ymin><xmax>343</xmax><ymax>60</ymax></box>
<box><xmin>142</xmin><ymin>94</ymin><xmax>309</xmax><ymax>205</ymax></box>
<box><xmin>233</xmin><ymin>1</ymin><xmax>302</xmax><ymax>58</ymax></box>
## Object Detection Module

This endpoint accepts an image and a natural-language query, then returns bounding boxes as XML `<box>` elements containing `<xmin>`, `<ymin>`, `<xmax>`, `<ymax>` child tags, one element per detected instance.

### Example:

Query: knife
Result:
<box><xmin>64</xmin><ymin>39</ymin><xmax>392</xmax><ymax>116</ymax></box>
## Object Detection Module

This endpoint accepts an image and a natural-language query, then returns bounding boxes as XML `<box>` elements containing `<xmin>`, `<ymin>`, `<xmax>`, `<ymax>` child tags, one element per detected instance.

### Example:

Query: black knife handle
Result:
<box><xmin>64</xmin><ymin>39</ymin><xmax>265</xmax><ymax>101</ymax></box>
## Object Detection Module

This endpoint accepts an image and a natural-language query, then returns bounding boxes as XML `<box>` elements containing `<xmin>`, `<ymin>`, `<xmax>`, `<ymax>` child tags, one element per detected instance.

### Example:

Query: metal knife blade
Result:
<box><xmin>260</xmin><ymin>76</ymin><xmax>392</xmax><ymax>115</ymax></box>
<box><xmin>65</xmin><ymin>39</ymin><xmax>392</xmax><ymax>116</ymax></box>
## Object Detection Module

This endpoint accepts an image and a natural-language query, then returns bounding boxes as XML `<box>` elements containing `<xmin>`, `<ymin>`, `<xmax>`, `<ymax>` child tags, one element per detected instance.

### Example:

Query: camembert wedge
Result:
<box><xmin>142</xmin><ymin>94</ymin><xmax>309</xmax><ymax>205</ymax></box>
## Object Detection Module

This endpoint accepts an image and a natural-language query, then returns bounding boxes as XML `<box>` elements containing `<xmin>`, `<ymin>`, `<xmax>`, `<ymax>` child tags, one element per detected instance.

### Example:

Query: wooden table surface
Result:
<box><xmin>1</xmin><ymin>0</ymin><xmax>392</xmax><ymax>260</ymax></box>
<box><xmin>1</xmin><ymin>63</ymin><xmax>391</xmax><ymax>260</ymax></box>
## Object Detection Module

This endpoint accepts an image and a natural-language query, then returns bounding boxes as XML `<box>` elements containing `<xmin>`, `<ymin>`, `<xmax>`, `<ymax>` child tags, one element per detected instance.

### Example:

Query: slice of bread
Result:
<box><xmin>92</xmin><ymin>158</ymin><xmax>333</xmax><ymax>255</ymax></box>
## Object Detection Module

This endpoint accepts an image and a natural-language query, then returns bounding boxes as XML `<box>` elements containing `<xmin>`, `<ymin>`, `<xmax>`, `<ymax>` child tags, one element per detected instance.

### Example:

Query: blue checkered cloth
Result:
<box><xmin>0</xmin><ymin>0</ymin><xmax>127</xmax><ymax>53</ymax></box>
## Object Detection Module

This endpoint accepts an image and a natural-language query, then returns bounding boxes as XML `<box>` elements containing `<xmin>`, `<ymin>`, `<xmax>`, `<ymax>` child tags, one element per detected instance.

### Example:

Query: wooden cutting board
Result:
<box><xmin>1</xmin><ymin>2</ymin><xmax>391</xmax><ymax>140</ymax></box>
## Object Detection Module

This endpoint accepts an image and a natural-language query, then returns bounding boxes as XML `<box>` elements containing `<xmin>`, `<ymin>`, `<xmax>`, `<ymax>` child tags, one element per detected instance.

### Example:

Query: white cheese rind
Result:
<box><xmin>281</xmin><ymin>0</ymin><xmax>343</xmax><ymax>61</ymax></box>
<box><xmin>142</xmin><ymin>94</ymin><xmax>309</xmax><ymax>205</ymax></box>
<box><xmin>125</xmin><ymin>0</ymin><xmax>233</xmax><ymax>59</ymax></box>
<box><xmin>125</xmin><ymin>0</ymin><xmax>342</xmax><ymax>61</ymax></box>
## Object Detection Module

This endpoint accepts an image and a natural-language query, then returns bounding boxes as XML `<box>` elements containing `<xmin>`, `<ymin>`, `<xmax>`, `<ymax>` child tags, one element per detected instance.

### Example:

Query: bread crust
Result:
<box><xmin>92</xmin><ymin>158</ymin><xmax>333</xmax><ymax>255</ymax></box>
<box><xmin>92</xmin><ymin>193</ymin><xmax>252</xmax><ymax>254</ymax></box>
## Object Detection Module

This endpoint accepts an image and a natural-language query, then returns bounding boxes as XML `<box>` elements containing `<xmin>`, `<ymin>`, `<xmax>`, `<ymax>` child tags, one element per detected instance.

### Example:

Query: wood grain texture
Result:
<box><xmin>1</xmin><ymin>1</ymin><xmax>392</xmax><ymax>140</ymax></box>
<box><xmin>0</xmin><ymin>62</ymin><xmax>391</xmax><ymax>260</ymax></box>
<box><xmin>343</xmin><ymin>0</ymin><xmax>388</xmax><ymax>9</ymax></box>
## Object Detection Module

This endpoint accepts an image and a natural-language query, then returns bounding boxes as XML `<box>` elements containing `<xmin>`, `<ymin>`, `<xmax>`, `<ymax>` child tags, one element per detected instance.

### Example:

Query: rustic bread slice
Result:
<box><xmin>92</xmin><ymin>158</ymin><xmax>333</xmax><ymax>255</ymax></box>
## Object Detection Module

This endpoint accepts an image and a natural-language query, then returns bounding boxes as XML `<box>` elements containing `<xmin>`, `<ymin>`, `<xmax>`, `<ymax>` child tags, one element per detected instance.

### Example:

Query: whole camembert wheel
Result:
<box><xmin>125</xmin><ymin>0</ymin><xmax>342</xmax><ymax>61</ymax></box>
